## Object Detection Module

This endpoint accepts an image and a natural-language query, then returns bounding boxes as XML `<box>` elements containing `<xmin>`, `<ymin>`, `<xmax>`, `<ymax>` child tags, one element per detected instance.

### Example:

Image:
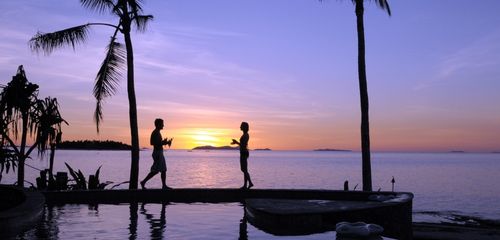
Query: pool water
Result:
<box><xmin>17</xmin><ymin>203</ymin><xmax>338</xmax><ymax>240</ymax></box>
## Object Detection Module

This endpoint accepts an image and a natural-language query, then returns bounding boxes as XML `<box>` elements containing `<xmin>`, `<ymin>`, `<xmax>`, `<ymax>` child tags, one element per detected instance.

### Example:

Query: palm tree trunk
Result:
<box><xmin>49</xmin><ymin>143</ymin><xmax>56</xmax><ymax>176</ymax></box>
<box><xmin>355</xmin><ymin>0</ymin><xmax>372</xmax><ymax>191</ymax></box>
<box><xmin>124</xmin><ymin>27</ymin><xmax>140</xmax><ymax>190</ymax></box>
<box><xmin>17</xmin><ymin>114</ymin><xmax>29</xmax><ymax>187</ymax></box>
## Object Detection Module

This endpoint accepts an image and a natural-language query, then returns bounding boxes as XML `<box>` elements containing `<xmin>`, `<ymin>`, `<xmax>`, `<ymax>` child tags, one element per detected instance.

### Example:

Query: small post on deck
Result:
<box><xmin>391</xmin><ymin>176</ymin><xmax>395</xmax><ymax>192</ymax></box>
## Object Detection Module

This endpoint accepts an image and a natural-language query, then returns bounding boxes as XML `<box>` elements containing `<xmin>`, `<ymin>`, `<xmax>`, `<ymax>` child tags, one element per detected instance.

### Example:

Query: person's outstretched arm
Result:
<box><xmin>231</xmin><ymin>139</ymin><xmax>240</xmax><ymax>146</ymax></box>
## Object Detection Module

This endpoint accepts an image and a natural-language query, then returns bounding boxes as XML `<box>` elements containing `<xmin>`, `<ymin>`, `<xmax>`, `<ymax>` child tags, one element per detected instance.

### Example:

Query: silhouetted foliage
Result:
<box><xmin>64</xmin><ymin>162</ymin><xmax>111</xmax><ymax>190</ymax></box>
<box><xmin>1</xmin><ymin>112</ymin><xmax>18</xmax><ymax>181</ymax></box>
<box><xmin>0</xmin><ymin>147</ymin><xmax>17</xmax><ymax>182</ymax></box>
<box><xmin>0</xmin><ymin>65</ymin><xmax>66</xmax><ymax>186</ymax></box>
<box><xmin>57</xmin><ymin>140</ymin><xmax>132</xmax><ymax>150</ymax></box>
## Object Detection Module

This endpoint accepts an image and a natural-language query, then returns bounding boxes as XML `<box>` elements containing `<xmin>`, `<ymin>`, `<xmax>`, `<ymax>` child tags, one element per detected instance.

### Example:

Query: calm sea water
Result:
<box><xmin>4</xmin><ymin>150</ymin><xmax>500</xmax><ymax>239</ymax></box>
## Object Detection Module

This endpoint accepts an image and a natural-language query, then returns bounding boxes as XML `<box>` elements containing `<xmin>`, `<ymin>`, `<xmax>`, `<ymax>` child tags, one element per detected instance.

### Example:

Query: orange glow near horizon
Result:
<box><xmin>170</xmin><ymin>128</ymin><xmax>236</xmax><ymax>150</ymax></box>
<box><xmin>57</xmin><ymin>116</ymin><xmax>499</xmax><ymax>152</ymax></box>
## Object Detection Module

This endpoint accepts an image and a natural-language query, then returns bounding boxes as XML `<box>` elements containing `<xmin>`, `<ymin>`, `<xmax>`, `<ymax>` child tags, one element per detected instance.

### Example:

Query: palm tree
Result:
<box><xmin>34</xmin><ymin>97</ymin><xmax>68</xmax><ymax>181</ymax></box>
<box><xmin>0</xmin><ymin>66</ymin><xmax>41</xmax><ymax>186</ymax></box>
<box><xmin>322</xmin><ymin>0</ymin><xmax>391</xmax><ymax>191</ymax></box>
<box><xmin>1</xmin><ymin>66</ymin><xmax>67</xmax><ymax>187</ymax></box>
<box><xmin>29</xmin><ymin>0</ymin><xmax>154</xmax><ymax>189</ymax></box>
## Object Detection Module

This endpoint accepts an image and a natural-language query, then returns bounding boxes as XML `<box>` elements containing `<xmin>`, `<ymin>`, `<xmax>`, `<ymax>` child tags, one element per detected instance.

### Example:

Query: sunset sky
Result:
<box><xmin>1</xmin><ymin>0</ymin><xmax>499</xmax><ymax>152</ymax></box>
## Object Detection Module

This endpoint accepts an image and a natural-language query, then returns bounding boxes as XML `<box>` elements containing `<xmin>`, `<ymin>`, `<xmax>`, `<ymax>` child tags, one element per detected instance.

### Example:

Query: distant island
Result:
<box><xmin>57</xmin><ymin>140</ymin><xmax>132</xmax><ymax>150</ymax></box>
<box><xmin>314</xmin><ymin>148</ymin><xmax>351</xmax><ymax>152</ymax></box>
<box><xmin>254</xmin><ymin>148</ymin><xmax>272</xmax><ymax>151</ymax></box>
<box><xmin>192</xmin><ymin>145</ymin><xmax>238</xmax><ymax>150</ymax></box>
<box><xmin>192</xmin><ymin>146</ymin><xmax>272</xmax><ymax>151</ymax></box>
<box><xmin>449</xmin><ymin>150</ymin><xmax>466</xmax><ymax>153</ymax></box>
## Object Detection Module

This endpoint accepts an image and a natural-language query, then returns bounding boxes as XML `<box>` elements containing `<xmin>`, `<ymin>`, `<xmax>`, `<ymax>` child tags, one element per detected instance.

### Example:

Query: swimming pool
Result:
<box><xmin>17</xmin><ymin>203</ymin><xmax>341</xmax><ymax>239</ymax></box>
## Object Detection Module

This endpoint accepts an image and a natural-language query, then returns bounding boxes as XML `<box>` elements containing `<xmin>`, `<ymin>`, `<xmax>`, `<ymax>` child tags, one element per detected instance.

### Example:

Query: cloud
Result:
<box><xmin>162</xmin><ymin>25</ymin><xmax>248</xmax><ymax>40</ymax></box>
<box><xmin>437</xmin><ymin>33</ymin><xmax>500</xmax><ymax>79</ymax></box>
<box><xmin>415</xmin><ymin>30</ymin><xmax>500</xmax><ymax>90</ymax></box>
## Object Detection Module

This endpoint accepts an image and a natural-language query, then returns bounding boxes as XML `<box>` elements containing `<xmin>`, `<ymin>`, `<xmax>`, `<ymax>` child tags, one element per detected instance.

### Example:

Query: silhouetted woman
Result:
<box><xmin>231</xmin><ymin>122</ymin><xmax>254</xmax><ymax>189</ymax></box>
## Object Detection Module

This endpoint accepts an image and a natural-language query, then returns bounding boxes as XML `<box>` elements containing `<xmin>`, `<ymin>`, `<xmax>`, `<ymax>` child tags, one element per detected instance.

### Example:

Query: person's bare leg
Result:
<box><xmin>240</xmin><ymin>173</ymin><xmax>247</xmax><ymax>189</ymax></box>
<box><xmin>246</xmin><ymin>172</ymin><xmax>254</xmax><ymax>189</ymax></box>
<box><xmin>160</xmin><ymin>171</ymin><xmax>171</xmax><ymax>189</ymax></box>
<box><xmin>141</xmin><ymin>171</ymin><xmax>158</xmax><ymax>189</ymax></box>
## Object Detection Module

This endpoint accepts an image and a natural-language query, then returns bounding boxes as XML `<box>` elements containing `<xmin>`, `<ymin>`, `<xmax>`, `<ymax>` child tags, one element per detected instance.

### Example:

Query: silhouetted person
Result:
<box><xmin>231</xmin><ymin>122</ymin><xmax>254</xmax><ymax>189</ymax></box>
<box><xmin>141</xmin><ymin>118</ymin><xmax>173</xmax><ymax>190</ymax></box>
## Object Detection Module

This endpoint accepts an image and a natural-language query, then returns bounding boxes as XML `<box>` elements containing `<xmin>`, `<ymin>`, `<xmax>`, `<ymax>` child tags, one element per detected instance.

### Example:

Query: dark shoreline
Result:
<box><xmin>56</xmin><ymin>148</ymin><xmax>131</xmax><ymax>151</ymax></box>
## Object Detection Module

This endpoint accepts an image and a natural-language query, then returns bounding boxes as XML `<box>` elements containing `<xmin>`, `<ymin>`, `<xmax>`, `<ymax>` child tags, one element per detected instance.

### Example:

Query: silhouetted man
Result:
<box><xmin>141</xmin><ymin>118</ymin><xmax>173</xmax><ymax>189</ymax></box>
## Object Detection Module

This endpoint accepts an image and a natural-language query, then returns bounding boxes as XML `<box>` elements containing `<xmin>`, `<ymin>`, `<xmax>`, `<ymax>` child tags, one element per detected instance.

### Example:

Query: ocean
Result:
<box><xmin>3</xmin><ymin>150</ymin><xmax>500</xmax><ymax>239</ymax></box>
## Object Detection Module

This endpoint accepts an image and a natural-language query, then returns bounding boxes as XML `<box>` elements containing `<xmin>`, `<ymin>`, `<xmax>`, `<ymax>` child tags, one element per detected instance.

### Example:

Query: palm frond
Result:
<box><xmin>80</xmin><ymin>0</ymin><xmax>115</xmax><ymax>14</ymax></box>
<box><xmin>127</xmin><ymin>0</ymin><xmax>144</xmax><ymax>14</ymax></box>
<box><xmin>133</xmin><ymin>15</ymin><xmax>153</xmax><ymax>32</ymax></box>
<box><xmin>94</xmin><ymin>102</ymin><xmax>103</xmax><ymax>132</ymax></box>
<box><xmin>29</xmin><ymin>24</ymin><xmax>91</xmax><ymax>55</ymax></box>
<box><xmin>0</xmin><ymin>66</ymin><xmax>39</xmax><ymax>140</ymax></box>
<box><xmin>351</xmin><ymin>0</ymin><xmax>391</xmax><ymax>16</ymax></box>
<box><xmin>93</xmin><ymin>37</ymin><xmax>126</xmax><ymax>132</ymax></box>
<box><xmin>375</xmin><ymin>0</ymin><xmax>391</xmax><ymax>16</ymax></box>
<box><xmin>35</xmin><ymin>97</ymin><xmax>67</xmax><ymax>156</ymax></box>
<box><xmin>111</xmin><ymin>3</ymin><xmax>124</xmax><ymax>16</ymax></box>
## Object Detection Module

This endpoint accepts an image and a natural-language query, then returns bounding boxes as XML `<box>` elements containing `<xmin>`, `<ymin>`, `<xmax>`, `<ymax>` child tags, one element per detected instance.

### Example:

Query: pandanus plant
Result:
<box><xmin>0</xmin><ymin>65</ymin><xmax>66</xmax><ymax>187</ymax></box>
<box><xmin>34</xmin><ymin>97</ymin><xmax>68</xmax><ymax>181</ymax></box>
<box><xmin>30</xmin><ymin>0</ymin><xmax>154</xmax><ymax>189</ymax></box>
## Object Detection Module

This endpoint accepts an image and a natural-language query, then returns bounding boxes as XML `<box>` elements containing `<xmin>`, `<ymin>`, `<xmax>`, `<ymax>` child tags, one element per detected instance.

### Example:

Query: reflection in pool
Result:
<box><xmin>16</xmin><ymin>203</ymin><xmax>337</xmax><ymax>239</ymax></box>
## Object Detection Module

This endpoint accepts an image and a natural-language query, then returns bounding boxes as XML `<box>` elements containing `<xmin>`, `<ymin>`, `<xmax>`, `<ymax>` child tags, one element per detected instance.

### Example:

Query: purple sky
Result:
<box><xmin>1</xmin><ymin>0</ymin><xmax>499</xmax><ymax>151</ymax></box>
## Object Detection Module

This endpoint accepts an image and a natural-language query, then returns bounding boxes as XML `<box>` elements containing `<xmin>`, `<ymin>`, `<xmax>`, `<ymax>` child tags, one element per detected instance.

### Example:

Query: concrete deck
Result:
<box><xmin>42</xmin><ymin>188</ymin><xmax>408</xmax><ymax>204</ymax></box>
<box><xmin>42</xmin><ymin>189</ymin><xmax>413</xmax><ymax>239</ymax></box>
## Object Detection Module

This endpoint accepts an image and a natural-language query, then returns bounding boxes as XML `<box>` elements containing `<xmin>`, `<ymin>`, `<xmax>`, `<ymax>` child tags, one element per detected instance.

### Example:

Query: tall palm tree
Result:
<box><xmin>355</xmin><ymin>0</ymin><xmax>390</xmax><ymax>191</ymax></box>
<box><xmin>30</xmin><ymin>0</ymin><xmax>154</xmax><ymax>189</ymax></box>
<box><xmin>322</xmin><ymin>0</ymin><xmax>391</xmax><ymax>191</ymax></box>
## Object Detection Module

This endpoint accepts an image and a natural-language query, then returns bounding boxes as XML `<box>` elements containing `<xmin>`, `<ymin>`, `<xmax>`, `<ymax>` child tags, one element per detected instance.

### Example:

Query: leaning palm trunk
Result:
<box><xmin>355</xmin><ymin>0</ymin><xmax>372</xmax><ymax>191</ymax></box>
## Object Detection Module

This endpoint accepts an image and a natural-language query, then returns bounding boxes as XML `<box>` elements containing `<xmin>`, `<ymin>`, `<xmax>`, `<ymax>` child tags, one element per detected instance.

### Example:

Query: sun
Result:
<box><xmin>180</xmin><ymin>128</ymin><xmax>233</xmax><ymax>149</ymax></box>
<box><xmin>193</xmin><ymin>130</ymin><xmax>219</xmax><ymax>146</ymax></box>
